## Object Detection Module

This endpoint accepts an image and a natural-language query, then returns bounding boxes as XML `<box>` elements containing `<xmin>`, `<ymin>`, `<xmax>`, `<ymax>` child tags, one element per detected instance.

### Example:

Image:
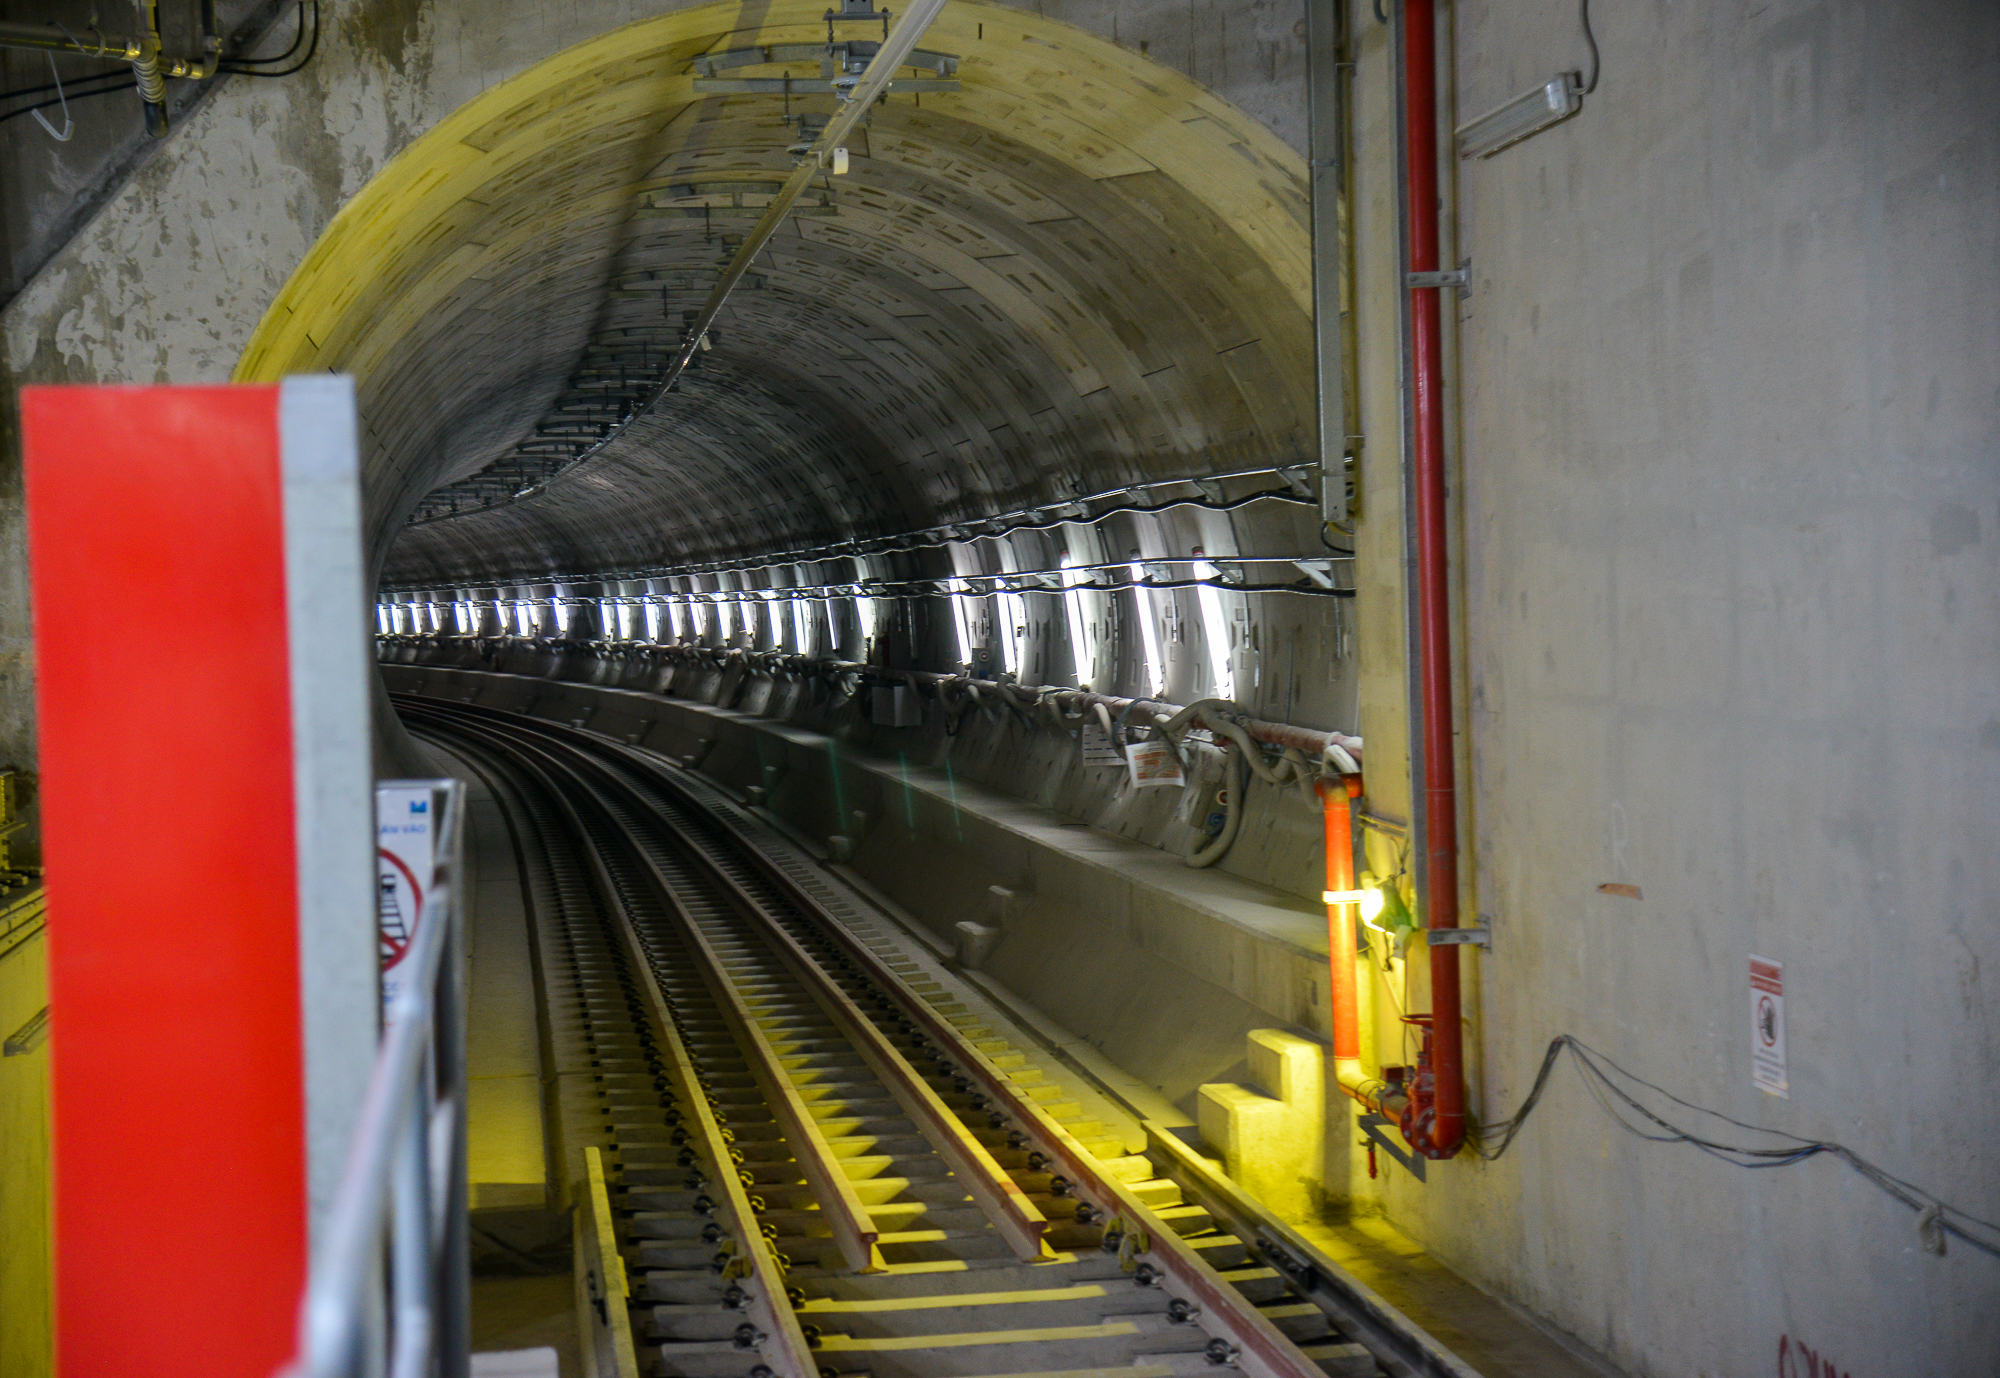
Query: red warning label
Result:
<box><xmin>1749</xmin><ymin>955</ymin><xmax>1787</xmax><ymax>1098</ymax></box>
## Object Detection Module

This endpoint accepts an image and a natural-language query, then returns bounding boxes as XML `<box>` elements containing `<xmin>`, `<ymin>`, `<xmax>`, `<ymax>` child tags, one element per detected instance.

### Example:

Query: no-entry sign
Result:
<box><xmin>1750</xmin><ymin>955</ymin><xmax>1788</xmax><ymax>1098</ymax></box>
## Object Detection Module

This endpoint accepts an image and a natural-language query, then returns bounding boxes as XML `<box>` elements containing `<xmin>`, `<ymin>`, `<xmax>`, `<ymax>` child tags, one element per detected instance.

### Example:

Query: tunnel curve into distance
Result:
<box><xmin>234</xmin><ymin>0</ymin><xmax>1315</xmax><ymax>589</ymax></box>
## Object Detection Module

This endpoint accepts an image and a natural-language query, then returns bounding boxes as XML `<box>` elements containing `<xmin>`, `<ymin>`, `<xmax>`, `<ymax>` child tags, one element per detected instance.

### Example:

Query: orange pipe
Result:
<box><xmin>1320</xmin><ymin>776</ymin><xmax>1363</xmax><ymax>1061</ymax></box>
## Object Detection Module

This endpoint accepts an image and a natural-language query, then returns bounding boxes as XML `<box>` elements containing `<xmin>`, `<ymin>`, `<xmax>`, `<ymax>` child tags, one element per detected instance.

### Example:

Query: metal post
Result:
<box><xmin>434</xmin><ymin>784</ymin><xmax>471</xmax><ymax>1378</ymax></box>
<box><xmin>389</xmin><ymin>1083</ymin><xmax>433</xmax><ymax>1378</ymax></box>
<box><xmin>1393</xmin><ymin>0</ymin><xmax>1429</xmax><ymax>950</ymax></box>
<box><xmin>1306</xmin><ymin>0</ymin><xmax>1351</xmax><ymax>526</ymax></box>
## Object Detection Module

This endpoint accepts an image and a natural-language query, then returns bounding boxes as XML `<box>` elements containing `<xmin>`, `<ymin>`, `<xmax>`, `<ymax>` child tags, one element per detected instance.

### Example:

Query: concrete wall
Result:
<box><xmin>0</xmin><ymin>0</ymin><xmax>1314</xmax><ymax>863</ymax></box>
<box><xmin>6</xmin><ymin>1</ymin><xmax>1999</xmax><ymax>1374</ymax></box>
<box><xmin>0</xmin><ymin>897</ymin><xmax>50</xmax><ymax>1378</ymax></box>
<box><xmin>1338</xmin><ymin>2</ymin><xmax>2000</xmax><ymax>1375</ymax></box>
<box><xmin>378</xmin><ymin>658</ymin><xmax>1341</xmax><ymax>1115</ymax></box>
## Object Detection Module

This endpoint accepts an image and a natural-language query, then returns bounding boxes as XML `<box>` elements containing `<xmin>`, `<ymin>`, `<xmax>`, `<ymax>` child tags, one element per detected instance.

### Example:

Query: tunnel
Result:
<box><xmin>0</xmin><ymin>1</ymin><xmax>1996</xmax><ymax>1376</ymax></box>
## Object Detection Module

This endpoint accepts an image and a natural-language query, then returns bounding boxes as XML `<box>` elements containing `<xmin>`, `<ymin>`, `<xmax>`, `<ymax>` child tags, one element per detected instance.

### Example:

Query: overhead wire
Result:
<box><xmin>394</xmin><ymin>482</ymin><xmax>1331</xmax><ymax>597</ymax></box>
<box><xmin>1473</xmin><ymin>1034</ymin><xmax>2000</xmax><ymax>1259</ymax></box>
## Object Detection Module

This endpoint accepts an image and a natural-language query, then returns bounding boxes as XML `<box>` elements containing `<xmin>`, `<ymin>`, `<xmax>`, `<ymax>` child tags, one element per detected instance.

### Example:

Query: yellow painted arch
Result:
<box><xmin>234</xmin><ymin>0</ymin><xmax>1310</xmax><ymax>386</ymax></box>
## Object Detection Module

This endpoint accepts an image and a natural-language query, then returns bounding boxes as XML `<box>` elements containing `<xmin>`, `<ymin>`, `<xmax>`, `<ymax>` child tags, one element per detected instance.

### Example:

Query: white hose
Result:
<box><xmin>1185</xmin><ymin>747</ymin><xmax>1247</xmax><ymax>868</ymax></box>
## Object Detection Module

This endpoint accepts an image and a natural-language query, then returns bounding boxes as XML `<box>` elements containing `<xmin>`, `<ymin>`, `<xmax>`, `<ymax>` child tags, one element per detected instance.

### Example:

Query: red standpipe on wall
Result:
<box><xmin>1403</xmin><ymin>0</ymin><xmax>1465</xmax><ymax>1158</ymax></box>
<box><xmin>1319</xmin><ymin>779</ymin><xmax>1362</xmax><ymax>1062</ymax></box>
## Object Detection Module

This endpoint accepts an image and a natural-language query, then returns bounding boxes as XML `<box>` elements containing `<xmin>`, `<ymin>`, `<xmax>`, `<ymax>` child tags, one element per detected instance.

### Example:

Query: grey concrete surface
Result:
<box><xmin>379</xmin><ymin>658</ymin><xmax>1343</xmax><ymax>1092</ymax></box>
<box><xmin>0</xmin><ymin>0</ymin><xmax>1328</xmax><ymax>858</ymax></box>
<box><xmin>1414</xmin><ymin>2</ymin><xmax>2000</xmax><ymax>1375</ymax></box>
<box><xmin>2</xmin><ymin>1</ymin><xmax>1996</xmax><ymax>1375</ymax></box>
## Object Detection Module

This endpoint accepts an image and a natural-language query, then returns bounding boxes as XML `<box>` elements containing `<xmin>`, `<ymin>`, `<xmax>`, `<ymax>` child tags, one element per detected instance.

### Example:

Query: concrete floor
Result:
<box><xmin>1295</xmin><ymin>1217</ymin><xmax>1617</xmax><ymax>1378</ymax></box>
<box><xmin>472</xmin><ymin>1275</ymin><xmax>582</xmax><ymax>1378</ymax></box>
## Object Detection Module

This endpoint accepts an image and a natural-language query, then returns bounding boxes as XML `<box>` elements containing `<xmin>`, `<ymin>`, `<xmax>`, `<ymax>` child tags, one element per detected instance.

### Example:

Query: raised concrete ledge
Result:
<box><xmin>383</xmin><ymin>664</ymin><xmax>1337</xmax><ymax>1107</ymax></box>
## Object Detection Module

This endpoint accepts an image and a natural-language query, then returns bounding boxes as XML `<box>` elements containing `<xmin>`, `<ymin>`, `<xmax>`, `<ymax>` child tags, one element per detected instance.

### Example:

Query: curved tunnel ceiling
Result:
<box><xmin>235</xmin><ymin>0</ymin><xmax>1316</xmax><ymax>588</ymax></box>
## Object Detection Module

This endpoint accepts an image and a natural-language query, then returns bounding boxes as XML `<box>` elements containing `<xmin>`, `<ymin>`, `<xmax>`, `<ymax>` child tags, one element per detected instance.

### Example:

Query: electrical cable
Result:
<box><xmin>0</xmin><ymin>0</ymin><xmax>316</xmax><ymax>133</ymax></box>
<box><xmin>1473</xmin><ymin>1034</ymin><xmax>2000</xmax><ymax>1260</ymax></box>
<box><xmin>219</xmin><ymin>0</ymin><xmax>318</xmax><ymax>77</ymax></box>
<box><xmin>223</xmin><ymin>0</ymin><xmax>311</xmax><ymax>68</ymax></box>
<box><xmin>0</xmin><ymin>75</ymin><xmax>136</xmax><ymax>128</ymax></box>
<box><xmin>0</xmin><ymin>63</ymin><xmax>127</xmax><ymax>104</ymax></box>
<box><xmin>27</xmin><ymin>48</ymin><xmax>72</xmax><ymax>139</ymax></box>
<box><xmin>1578</xmin><ymin>0</ymin><xmax>1600</xmax><ymax>94</ymax></box>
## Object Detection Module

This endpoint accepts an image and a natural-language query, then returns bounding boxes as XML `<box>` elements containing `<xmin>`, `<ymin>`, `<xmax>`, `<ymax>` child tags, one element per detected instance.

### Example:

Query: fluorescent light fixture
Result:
<box><xmin>1191</xmin><ymin>553</ymin><xmax>1233</xmax><ymax>702</ymax></box>
<box><xmin>997</xmin><ymin>586</ymin><xmax>1027</xmax><ymax>677</ymax></box>
<box><xmin>1456</xmin><ymin>73</ymin><xmax>1581</xmax><ymax>158</ymax></box>
<box><xmin>791</xmin><ymin>595</ymin><xmax>811</xmax><ymax>654</ymax></box>
<box><xmin>1059</xmin><ymin>556</ymin><xmax>1091</xmax><ymax>687</ymax></box>
<box><xmin>948</xmin><ymin>578</ymin><xmax>975</xmax><ymax>669</ymax></box>
<box><xmin>645</xmin><ymin>601</ymin><xmax>662</xmax><ymax>641</ymax></box>
<box><xmin>1126</xmin><ymin>553</ymin><xmax>1165</xmax><ymax>699</ymax></box>
<box><xmin>854</xmin><ymin>595</ymin><xmax>875</xmax><ymax>653</ymax></box>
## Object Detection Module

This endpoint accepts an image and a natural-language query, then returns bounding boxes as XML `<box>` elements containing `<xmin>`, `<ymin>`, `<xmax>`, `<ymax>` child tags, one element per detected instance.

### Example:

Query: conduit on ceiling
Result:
<box><xmin>233</xmin><ymin>0</ymin><xmax>1318</xmax><ymax>591</ymax></box>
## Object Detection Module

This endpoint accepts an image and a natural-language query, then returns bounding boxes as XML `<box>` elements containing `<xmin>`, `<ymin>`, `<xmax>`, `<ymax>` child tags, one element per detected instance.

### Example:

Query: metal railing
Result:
<box><xmin>288</xmin><ymin>779</ymin><xmax>470</xmax><ymax>1378</ymax></box>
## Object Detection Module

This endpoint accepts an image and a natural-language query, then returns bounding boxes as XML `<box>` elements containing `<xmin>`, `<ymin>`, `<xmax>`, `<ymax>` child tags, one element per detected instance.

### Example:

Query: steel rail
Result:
<box><xmin>425</xmin><ymin>711</ymin><xmax>888</xmax><ymax>1281</ymax></box>
<box><xmin>1145</xmin><ymin>1130</ymin><xmax>1483</xmax><ymax>1378</ymax></box>
<box><xmin>537</xmin><ymin>748</ymin><xmax>823</xmax><ymax>1374</ymax></box>
<box><xmin>556</xmin><ymin>747</ymin><xmax>1055</xmax><ymax>1265</ymax></box>
<box><xmin>607</xmin><ymin>744</ymin><xmax>1333</xmax><ymax>1378</ymax></box>
<box><xmin>412</xmin><ymin>701</ymin><xmax>1051</xmax><ymax>1266</ymax></box>
<box><xmin>421</xmin><ymin>715</ymin><xmax>826</xmax><ymax>1372</ymax></box>
<box><xmin>407</xmin><ymin>700</ymin><xmax>1337</xmax><ymax>1378</ymax></box>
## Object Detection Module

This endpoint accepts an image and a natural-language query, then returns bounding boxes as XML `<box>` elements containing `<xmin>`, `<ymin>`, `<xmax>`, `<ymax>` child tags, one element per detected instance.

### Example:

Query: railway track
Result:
<box><xmin>399</xmin><ymin>694</ymin><xmax>1464</xmax><ymax>1378</ymax></box>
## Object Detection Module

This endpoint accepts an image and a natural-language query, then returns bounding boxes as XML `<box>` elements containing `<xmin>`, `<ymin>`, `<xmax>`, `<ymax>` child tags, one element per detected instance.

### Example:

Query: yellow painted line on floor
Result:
<box><xmin>800</xmin><ymin>1284</ymin><xmax>1109</xmax><ymax>1313</ymax></box>
<box><xmin>814</xmin><ymin>1321</ymin><xmax>1142</xmax><ymax>1352</ymax></box>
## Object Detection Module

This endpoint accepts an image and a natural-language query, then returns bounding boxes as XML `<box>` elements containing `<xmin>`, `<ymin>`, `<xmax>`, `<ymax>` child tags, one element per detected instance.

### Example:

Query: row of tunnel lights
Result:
<box><xmin>381</xmin><ymin>553</ymin><xmax>1250</xmax><ymax>701</ymax></box>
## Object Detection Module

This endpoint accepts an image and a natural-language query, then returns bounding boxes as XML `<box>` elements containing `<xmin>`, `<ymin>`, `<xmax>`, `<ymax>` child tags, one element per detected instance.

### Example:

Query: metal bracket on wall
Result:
<box><xmin>1406</xmin><ymin>260</ymin><xmax>1470</xmax><ymax>295</ymax></box>
<box><xmin>1357</xmin><ymin>1113</ymin><xmax>1427</xmax><ymax>1181</ymax></box>
<box><xmin>1426</xmin><ymin>924</ymin><xmax>1490</xmax><ymax>949</ymax></box>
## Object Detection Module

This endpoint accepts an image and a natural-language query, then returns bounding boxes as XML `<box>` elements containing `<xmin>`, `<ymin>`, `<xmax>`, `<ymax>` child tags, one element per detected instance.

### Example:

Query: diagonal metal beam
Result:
<box><xmin>604</xmin><ymin>0</ymin><xmax>946</xmax><ymax>441</ymax></box>
<box><xmin>667</xmin><ymin>0</ymin><xmax>949</xmax><ymax>366</ymax></box>
<box><xmin>418</xmin><ymin>0</ymin><xmax>948</xmax><ymax>521</ymax></box>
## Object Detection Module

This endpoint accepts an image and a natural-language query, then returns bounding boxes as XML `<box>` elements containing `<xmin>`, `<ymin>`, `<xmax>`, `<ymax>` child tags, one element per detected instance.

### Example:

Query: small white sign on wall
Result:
<box><xmin>378</xmin><ymin>783</ymin><xmax>440</xmax><ymax>1017</ymax></box>
<box><xmin>1125</xmin><ymin>739</ymin><xmax>1184</xmax><ymax>788</ymax></box>
<box><xmin>1080</xmin><ymin>720</ymin><xmax>1123</xmax><ymax>765</ymax></box>
<box><xmin>1749</xmin><ymin>955</ymin><xmax>1788</xmax><ymax>1098</ymax></box>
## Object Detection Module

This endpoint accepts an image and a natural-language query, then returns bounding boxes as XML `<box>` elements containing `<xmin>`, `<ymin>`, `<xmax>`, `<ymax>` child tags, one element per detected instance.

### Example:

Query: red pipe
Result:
<box><xmin>1403</xmin><ymin>0</ymin><xmax>1464</xmax><ymax>1158</ymax></box>
<box><xmin>1319</xmin><ymin>777</ymin><xmax>1362</xmax><ymax>1062</ymax></box>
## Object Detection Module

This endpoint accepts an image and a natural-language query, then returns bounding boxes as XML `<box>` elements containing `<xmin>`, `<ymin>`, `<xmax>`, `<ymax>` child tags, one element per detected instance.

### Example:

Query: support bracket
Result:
<box><xmin>1357</xmin><ymin>1114</ymin><xmax>1426</xmax><ymax>1181</ymax></box>
<box><xmin>1406</xmin><ymin>260</ymin><xmax>1470</xmax><ymax>294</ymax></box>
<box><xmin>1425</xmin><ymin>924</ymin><xmax>1490</xmax><ymax>949</ymax></box>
